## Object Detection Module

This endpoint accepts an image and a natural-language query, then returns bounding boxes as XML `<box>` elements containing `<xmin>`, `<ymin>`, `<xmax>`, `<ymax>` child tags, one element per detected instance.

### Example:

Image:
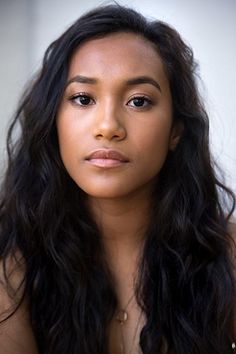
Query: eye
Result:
<box><xmin>127</xmin><ymin>96</ymin><xmax>153</xmax><ymax>108</ymax></box>
<box><xmin>69</xmin><ymin>93</ymin><xmax>95</xmax><ymax>106</ymax></box>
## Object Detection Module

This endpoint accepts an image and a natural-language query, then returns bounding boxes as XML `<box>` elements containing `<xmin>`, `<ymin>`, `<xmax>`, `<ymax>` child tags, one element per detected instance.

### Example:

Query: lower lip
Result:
<box><xmin>86</xmin><ymin>158</ymin><xmax>128</xmax><ymax>168</ymax></box>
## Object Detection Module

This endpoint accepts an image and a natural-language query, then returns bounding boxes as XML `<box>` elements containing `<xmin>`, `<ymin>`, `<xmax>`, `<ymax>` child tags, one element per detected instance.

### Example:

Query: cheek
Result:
<box><xmin>133</xmin><ymin>120</ymin><xmax>172</xmax><ymax>169</ymax></box>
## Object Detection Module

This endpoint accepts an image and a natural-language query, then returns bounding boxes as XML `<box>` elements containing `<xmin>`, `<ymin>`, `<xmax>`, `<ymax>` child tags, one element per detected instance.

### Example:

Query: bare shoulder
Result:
<box><xmin>0</xmin><ymin>250</ymin><xmax>38</xmax><ymax>354</ymax></box>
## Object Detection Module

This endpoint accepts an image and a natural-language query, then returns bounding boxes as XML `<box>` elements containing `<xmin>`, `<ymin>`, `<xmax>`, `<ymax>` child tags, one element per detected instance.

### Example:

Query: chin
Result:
<box><xmin>75</xmin><ymin>182</ymin><xmax>135</xmax><ymax>199</ymax></box>
<box><xmin>81</xmin><ymin>189</ymin><xmax>130</xmax><ymax>199</ymax></box>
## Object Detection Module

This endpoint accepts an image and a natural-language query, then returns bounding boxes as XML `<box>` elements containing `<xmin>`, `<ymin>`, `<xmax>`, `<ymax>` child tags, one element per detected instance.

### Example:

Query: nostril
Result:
<box><xmin>93</xmin><ymin>120</ymin><xmax>127</xmax><ymax>141</ymax></box>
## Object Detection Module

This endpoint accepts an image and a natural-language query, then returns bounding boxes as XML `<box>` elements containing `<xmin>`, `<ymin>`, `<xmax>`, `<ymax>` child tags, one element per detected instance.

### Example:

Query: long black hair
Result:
<box><xmin>0</xmin><ymin>4</ymin><xmax>235</xmax><ymax>354</ymax></box>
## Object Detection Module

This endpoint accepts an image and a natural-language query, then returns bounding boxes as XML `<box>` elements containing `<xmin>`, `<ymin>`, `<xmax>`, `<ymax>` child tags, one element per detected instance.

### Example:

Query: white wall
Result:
<box><xmin>0</xmin><ymin>0</ymin><xmax>32</xmax><ymax>170</ymax></box>
<box><xmin>0</xmin><ymin>0</ymin><xmax>235</xmax><ymax>195</ymax></box>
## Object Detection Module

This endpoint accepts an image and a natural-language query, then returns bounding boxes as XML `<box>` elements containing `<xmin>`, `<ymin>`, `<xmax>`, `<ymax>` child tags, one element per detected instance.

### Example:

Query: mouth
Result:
<box><xmin>85</xmin><ymin>149</ymin><xmax>129</xmax><ymax>168</ymax></box>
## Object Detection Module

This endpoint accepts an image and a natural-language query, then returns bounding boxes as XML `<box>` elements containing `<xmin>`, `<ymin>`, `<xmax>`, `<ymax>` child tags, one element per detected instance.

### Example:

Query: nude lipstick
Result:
<box><xmin>85</xmin><ymin>149</ymin><xmax>129</xmax><ymax>168</ymax></box>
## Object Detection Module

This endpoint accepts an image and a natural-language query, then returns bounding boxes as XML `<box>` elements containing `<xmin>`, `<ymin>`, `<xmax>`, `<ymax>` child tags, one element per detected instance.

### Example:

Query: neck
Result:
<box><xmin>88</xmin><ymin>189</ymin><xmax>151</xmax><ymax>243</ymax></box>
<box><xmin>87</xmin><ymin>189</ymin><xmax>151</xmax><ymax>301</ymax></box>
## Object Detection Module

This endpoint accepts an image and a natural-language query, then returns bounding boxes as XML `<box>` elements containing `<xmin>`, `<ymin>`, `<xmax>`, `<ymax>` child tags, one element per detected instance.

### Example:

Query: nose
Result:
<box><xmin>92</xmin><ymin>101</ymin><xmax>126</xmax><ymax>141</ymax></box>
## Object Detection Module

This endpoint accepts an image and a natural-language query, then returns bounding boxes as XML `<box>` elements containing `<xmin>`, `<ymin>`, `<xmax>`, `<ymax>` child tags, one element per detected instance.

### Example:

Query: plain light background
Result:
<box><xmin>0</xmin><ymin>0</ymin><xmax>235</xmax><ymax>195</ymax></box>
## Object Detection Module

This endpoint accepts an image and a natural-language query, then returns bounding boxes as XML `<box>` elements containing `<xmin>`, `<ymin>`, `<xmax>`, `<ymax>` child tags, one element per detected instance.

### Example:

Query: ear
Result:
<box><xmin>169</xmin><ymin>121</ymin><xmax>184</xmax><ymax>151</ymax></box>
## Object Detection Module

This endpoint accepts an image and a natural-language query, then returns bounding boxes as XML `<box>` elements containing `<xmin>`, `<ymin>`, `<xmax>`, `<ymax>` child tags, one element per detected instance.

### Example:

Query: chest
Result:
<box><xmin>107</xmin><ymin>304</ymin><xmax>145</xmax><ymax>354</ymax></box>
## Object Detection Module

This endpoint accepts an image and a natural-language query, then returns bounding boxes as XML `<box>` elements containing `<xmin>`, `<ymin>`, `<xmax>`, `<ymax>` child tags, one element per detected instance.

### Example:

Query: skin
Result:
<box><xmin>57</xmin><ymin>33</ymin><xmax>182</xmax><ymax>302</ymax></box>
<box><xmin>56</xmin><ymin>32</ymin><xmax>181</xmax><ymax>352</ymax></box>
<box><xmin>56</xmin><ymin>29</ymin><xmax>182</xmax><ymax>290</ymax></box>
<box><xmin>56</xmin><ymin>30</ymin><xmax>182</xmax><ymax>284</ymax></box>
<box><xmin>56</xmin><ymin>33</ymin><xmax>180</xmax><ymax>222</ymax></box>
<box><xmin>0</xmin><ymin>32</ymin><xmax>235</xmax><ymax>354</ymax></box>
<box><xmin>57</xmin><ymin>32</ymin><xmax>179</xmax><ymax>202</ymax></box>
<box><xmin>0</xmin><ymin>254</ymin><xmax>38</xmax><ymax>354</ymax></box>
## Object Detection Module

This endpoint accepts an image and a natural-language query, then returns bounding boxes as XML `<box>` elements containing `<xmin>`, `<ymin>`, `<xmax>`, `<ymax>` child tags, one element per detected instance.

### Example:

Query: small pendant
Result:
<box><xmin>115</xmin><ymin>309</ymin><xmax>128</xmax><ymax>324</ymax></box>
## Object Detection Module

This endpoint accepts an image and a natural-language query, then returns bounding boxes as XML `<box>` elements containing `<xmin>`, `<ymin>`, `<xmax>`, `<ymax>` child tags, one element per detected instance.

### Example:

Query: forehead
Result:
<box><xmin>68</xmin><ymin>32</ymin><xmax>167</xmax><ymax>82</ymax></box>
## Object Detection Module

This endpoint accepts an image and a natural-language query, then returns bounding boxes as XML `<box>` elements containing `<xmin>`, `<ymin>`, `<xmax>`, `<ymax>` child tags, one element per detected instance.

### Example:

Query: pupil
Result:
<box><xmin>81</xmin><ymin>96</ymin><xmax>90</xmax><ymax>105</ymax></box>
<box><xmin>134</xmin><ymin>98</ymin><xmax>144</xmax><ymax>106</ymax></box>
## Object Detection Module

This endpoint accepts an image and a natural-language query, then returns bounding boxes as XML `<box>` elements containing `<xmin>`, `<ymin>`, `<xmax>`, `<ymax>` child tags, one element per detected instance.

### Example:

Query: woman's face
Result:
<box><xmin>56</xmin><ymin>32</ymin><xmax>179</xmax><ymax>199</ymax></box>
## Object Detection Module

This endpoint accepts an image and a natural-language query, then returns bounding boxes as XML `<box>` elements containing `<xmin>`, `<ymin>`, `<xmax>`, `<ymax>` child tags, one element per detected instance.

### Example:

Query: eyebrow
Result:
<box><xmin>126</xmin><ymin>76</ymin><xmax>161</xmax><ymax>92</ymax></box>
<box><xmin>65</xmin><ymin>75</ymin><xmax>162</xmax><ymax>92</ymax></box>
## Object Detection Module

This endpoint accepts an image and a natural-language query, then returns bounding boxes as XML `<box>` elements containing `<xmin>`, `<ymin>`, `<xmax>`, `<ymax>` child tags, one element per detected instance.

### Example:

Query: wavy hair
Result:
<box><xmin>0</xmin><ymin>4</ymin><xmax>235</xmax><ymax>354</ymax></box>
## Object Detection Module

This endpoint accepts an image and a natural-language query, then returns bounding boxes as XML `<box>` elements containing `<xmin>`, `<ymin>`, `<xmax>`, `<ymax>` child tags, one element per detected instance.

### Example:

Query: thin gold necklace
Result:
<box><xmin>115</xmin><ymin>294</ymin><xmax>142</xmax><ymax>354</ymax></box>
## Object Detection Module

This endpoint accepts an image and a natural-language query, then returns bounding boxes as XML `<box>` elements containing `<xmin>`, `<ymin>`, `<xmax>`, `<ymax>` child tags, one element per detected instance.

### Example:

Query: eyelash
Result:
<box><xmin>68</xmin><ymin>93</ymin><xmax>153</xmax><ymax>109</ymax></box>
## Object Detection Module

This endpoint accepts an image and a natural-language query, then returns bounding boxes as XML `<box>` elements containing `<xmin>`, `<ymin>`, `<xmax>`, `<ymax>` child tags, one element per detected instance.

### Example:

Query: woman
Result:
<box><xmin>0</xmin><ymin>4</ymin><xmax>235</xmax><ymax>354</ymax></box>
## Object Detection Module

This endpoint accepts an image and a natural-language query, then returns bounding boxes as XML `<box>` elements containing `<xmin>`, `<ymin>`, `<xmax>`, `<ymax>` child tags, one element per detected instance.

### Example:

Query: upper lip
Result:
<box><xmin>85</xmin><ymin>149</ymin><xmax>129</xmax><ymax>162</ymax></box>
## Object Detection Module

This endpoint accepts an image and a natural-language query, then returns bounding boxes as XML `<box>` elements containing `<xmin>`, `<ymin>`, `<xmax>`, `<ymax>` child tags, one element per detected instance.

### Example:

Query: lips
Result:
<box><xmin>85</xmin><ymin>149</ymin><xmax>129</xmax><ymax>168</ymax></box>
<box><xmin>86</xmin><ymin>149</ymin><xmax>129</xmax><ymax>161</ymax></box>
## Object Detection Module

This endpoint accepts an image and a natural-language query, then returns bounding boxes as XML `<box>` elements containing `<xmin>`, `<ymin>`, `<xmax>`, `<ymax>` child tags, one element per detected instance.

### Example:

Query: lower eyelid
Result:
<box><xmin>127</xmin><ymin>96</ymin><xmax>153</xmax><ymax>106</ymax></box>
<box><xmin>68</xmin><ymin>93</ymin><xmax>95</xmax><ymax>105</ymax></box>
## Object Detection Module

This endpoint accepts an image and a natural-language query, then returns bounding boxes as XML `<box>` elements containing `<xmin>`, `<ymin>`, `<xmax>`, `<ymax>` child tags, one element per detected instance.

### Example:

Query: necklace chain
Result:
<box><xmin>115</xmin><ymin>293</ymin><xmax>135</xmax><ymax>324</ymax></box>
<box><xmin>115</xmin><ymin>293</ymin><xmax>142</xmax><ymax>354</ymax></box>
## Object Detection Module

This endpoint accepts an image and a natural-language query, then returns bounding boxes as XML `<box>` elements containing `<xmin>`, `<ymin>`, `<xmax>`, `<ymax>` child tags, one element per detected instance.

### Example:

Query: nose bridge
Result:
<box><xmin>102</xmin><ymin>95</ymin><xmax>117</xmax><ymax>122</ymax></box>
<box><xmin>93</xmin><ymin>95</ymin><xmax>126</xmax><ymax>140</ymax></box>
